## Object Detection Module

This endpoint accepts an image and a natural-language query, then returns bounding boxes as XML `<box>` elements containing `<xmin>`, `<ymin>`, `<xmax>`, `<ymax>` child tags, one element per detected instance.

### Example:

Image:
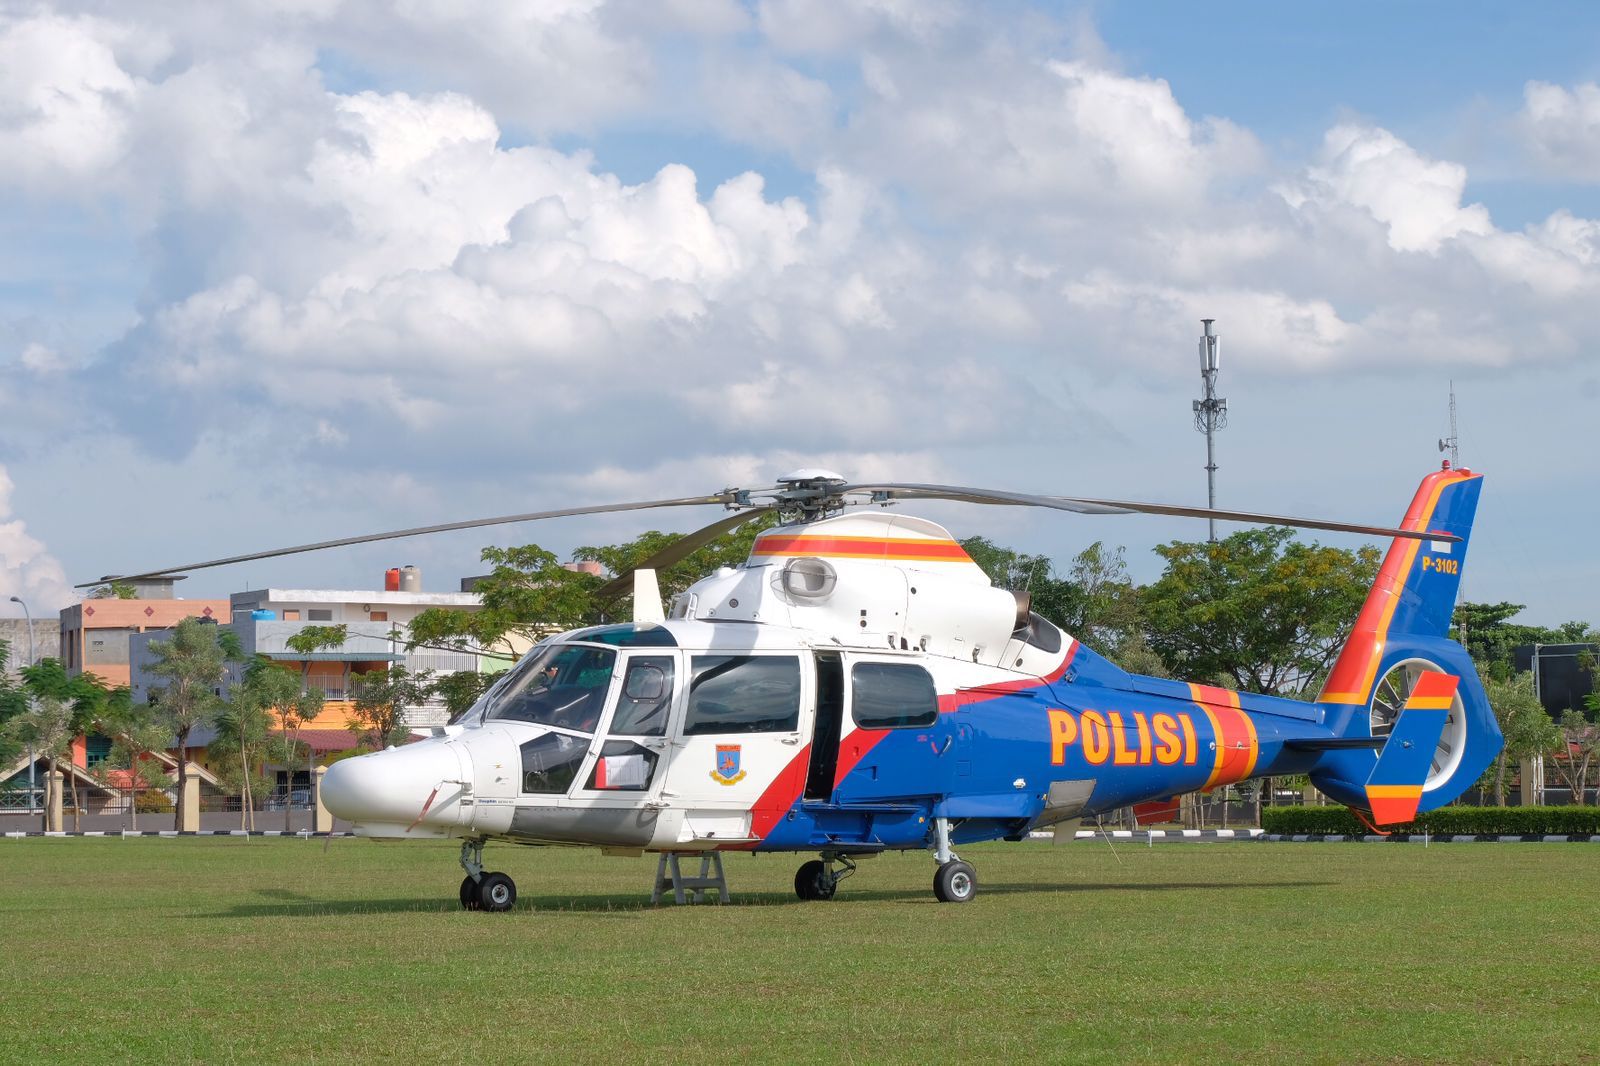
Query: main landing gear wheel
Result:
<box><xmin>477</xmin><ymin>871</ymin><xmax>517</xmax><ymax>912</ymax></box>
<box><xmin>794</xmin><ymin>859</ymin><xmax>837</xmax><ymax>901</ymax></box>
<box><xmin>460</xmin><ymin>875</ymin><xmax>481</xmax><ymax>910</ymax></box>
<box><xmin>933</xmin><ymin>860</ymin><xmax>977</xmax><ymax>903</ymax></box>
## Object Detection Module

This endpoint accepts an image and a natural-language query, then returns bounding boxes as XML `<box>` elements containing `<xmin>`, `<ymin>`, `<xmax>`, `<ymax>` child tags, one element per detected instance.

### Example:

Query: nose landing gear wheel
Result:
<box><xmin>933</xmin><ymin>860</ymin><xmax>977</xmax><ymax>903</ymax></box>
<box><xmin>794</xmin><ymin>859</ymin><xmax>837</xmax><ymax>901</ymax></box>
<box><xmin>478</xmin><ymin>871</ymin><xmax>517</xmax><ymax>912</ymax></box>
<box><xmin>460</xmin><ymin>875</ymin><xmax>481</xmax><ymax>910</ymax></box>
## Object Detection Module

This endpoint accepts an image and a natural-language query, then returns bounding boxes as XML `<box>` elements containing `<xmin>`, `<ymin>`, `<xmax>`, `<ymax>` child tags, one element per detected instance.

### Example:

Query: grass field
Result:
<box><xmin>3</xmin><ymin>838</ymin><xmax>1598</xmax><ymax>1065</ymax></box>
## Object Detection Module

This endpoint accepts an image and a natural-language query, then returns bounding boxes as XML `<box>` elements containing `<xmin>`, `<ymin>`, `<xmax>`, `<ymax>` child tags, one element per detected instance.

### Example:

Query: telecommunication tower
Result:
<box><xmin>1192</xmin><ymin>319</ymin><xmax>1227</xmax><ymax>542</ymax></box>
<box><xmin>1438</xmin><ymin>380</ymin><xmax>1460</xmax><ymax>467</ymax></box>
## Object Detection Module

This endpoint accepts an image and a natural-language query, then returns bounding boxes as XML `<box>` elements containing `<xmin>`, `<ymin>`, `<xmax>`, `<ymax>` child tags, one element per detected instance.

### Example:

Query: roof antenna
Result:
<box><xmin>1437</xmin><ymin>380</ymin><xmax>1460</xmax><ymax>468</ymax></box>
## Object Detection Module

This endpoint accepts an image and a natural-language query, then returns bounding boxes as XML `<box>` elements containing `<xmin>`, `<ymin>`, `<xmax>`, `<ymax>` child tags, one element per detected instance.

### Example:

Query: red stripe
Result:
<box><xmin>1409</xmin><ymin>673</ymin><xmax>1460</xmax><ymax>701</ymax></box>
<box><xmin>728</xmin><ymin>646</ymin><xmax>1077</xmax><ymax>849</ymax></box>
<box><xmin>753</xmin><ymin>536</ymin><xmax>972</xmax><ymax>560</ymax></box>
<box><xmin>937</xmin><ymin>644</ymin><xmax>1078</xmax><ymax>713</ymax></box>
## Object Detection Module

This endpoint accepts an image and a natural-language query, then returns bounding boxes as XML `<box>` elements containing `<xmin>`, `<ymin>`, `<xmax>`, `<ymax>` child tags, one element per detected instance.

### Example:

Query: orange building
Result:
<box><xmin>58</xmin><ymin>578</ymin><xmax>230</xmax><ymax>689</ymax></box>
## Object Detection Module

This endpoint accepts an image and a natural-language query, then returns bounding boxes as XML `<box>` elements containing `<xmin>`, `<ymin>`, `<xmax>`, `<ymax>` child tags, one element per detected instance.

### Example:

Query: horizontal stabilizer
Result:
<box><xmin>1364</xmin><ymin>673</ymin><xmax>1458</xmax><ymax>824</ymax></box>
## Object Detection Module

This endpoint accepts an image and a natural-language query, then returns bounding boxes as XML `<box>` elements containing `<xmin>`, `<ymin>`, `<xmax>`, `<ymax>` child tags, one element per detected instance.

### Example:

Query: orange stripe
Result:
<box><xmin>1196</xmin><ymin>702</ymin><xmax>1227</xmax><ymax>790</ymax></box>
<box><xmin>1320</xmin><ymin>472</ymin><xmax>1466</xmax><ymax>704</ymax></box>
<box><xmin>1366</xmin><ymin>785</ymin><xmax>1424</xmax><ymax>799</ymax></box>
<box><xmin>1404</xmin><ymin>695</ymin><xmax>1455</xmax><ymax>711</ymax></box>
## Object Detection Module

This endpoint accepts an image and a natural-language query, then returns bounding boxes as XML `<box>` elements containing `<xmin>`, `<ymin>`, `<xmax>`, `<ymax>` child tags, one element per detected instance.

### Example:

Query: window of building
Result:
<box><xmin>684</xmin><ymin>655</ymin><xmax>801</xmax><ymax>735</ymax></box>
<box><xmin>282</xmin><ymin>610</ymin><xmax>300</xmax><ymax>621</ymax></box>
<box><xmin>610</xmin><ymin>656</ymin><xmax>674</xmax><ymax>736</ymax></box>
<box><xmin>851</xmin><ymin>662</ymin><xmax>940</xmax><ymax>729</ymax></box>
<box><xmin>368</xmin><ymin>610</ymin><xmax>388</xmax><ymax>622</ymax></box>
<box><xmin>308</xmin><ymin>609</ymin><xmax>333</xmax><ymax>622</ymax></box>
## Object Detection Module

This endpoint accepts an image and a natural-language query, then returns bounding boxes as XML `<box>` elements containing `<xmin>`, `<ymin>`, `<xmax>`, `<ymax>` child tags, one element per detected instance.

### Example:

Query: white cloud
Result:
<box><xmin>1286</xmin><ymin>124</ymin><xmax>1493</xmax><ymax>254</ymax></box>
<box><xmin>0</xmin><ymin>466</ymin><xmax>74</xmax><ymax>615</ymax></box>
<box><xmin>1518</xmin><ymin>80</ymin><xmax>1600</xmax><ymax>181</ymax></box>
<box><xmin>0</xmin><ymin>13</ymin><xmax>146</xmax><ymax>189</ymax></box>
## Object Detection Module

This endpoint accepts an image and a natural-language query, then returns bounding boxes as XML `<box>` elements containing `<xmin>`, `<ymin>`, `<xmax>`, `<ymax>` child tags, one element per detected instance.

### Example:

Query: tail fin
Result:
<box><xmin>1318</xmin><ymin>466</ymin><xmax>1483</xmax><ymax>707</ymax></box>
<box><xmin>1364</xmin><ymin>673</ymin><xmax>1457</xmax><ymax>824</ymax></box>
<box><xmin>1308</xmin><ymin>467</ymin><xmax>1501</xmax><ymax>817</ymax></box>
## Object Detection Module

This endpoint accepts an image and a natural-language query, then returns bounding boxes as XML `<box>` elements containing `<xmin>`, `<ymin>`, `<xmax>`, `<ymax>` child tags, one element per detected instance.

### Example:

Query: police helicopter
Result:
<box><xmin>95</xmin><ymin>465</ymin><xmax>1498</xmax><ymax>907</ymax></box>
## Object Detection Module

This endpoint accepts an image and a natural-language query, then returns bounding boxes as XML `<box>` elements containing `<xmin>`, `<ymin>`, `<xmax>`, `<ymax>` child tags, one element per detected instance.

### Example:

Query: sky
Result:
<box><xmin>2</xmin><ymin>0</ymin><xmax>1598</xmax><ymax>629</ymax></box>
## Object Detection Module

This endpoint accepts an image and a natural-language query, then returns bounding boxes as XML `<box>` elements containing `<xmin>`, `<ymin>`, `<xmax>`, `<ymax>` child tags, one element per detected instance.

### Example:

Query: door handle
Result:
<box><xmin>780</xmin><ymin>736</ymin><xmax>801</xmax><ymax>745</ymax></box>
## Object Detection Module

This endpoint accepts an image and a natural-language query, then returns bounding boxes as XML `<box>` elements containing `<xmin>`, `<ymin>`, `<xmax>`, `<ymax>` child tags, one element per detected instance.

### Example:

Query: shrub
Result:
<box><xmin>1260</xmin><ymin>805</ymin><xmax>1600</xmax><ymax>835</ymax></box>
<box><xmin>134</xmin><ymin>790</ymin><xmax>174</xmax><ymax>814</ymax></box>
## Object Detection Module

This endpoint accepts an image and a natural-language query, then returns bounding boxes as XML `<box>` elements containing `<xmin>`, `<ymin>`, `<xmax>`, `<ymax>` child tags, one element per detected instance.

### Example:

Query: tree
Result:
<box><xmin>350</xmin><ymin>665</ymin><xmax>433</xmax><ymax>749</ymax></box>
<box><xmin>95</xmin><ymin>697</ymin><xmax>173</xmax><ymax>831</ymax></box>
<box><xmin>2</xmin><ymin>690</ymin><xmax>70</xmax><ymax>831</ymax></box>
<box><xmin>16</xmin><ymin>659</ymin><xmax>127</xmax><ymax>830</ymax></box>
<box><xmin>1451</xmin><ymin>601</ymin><xmax>1578</xmax><ymax>680</ymax></box>
<box><xmin>0</xmin><ymin>638</ymin><xmax>28</xmax><ymax>770</ymax></box>
<box><xmin>959</xmin><ymin>537</ymin><xmax>1085</xmax><ymax>631</ymax></box>
<box><xmin>1141</xmin><ymin>528</ymin><xmax>1380</xmax><ymax>696</ymax></box>
<box><xmin>283</xmin><ymin>624</ymin><xmax>348</xmax><ymax>693</ymax></box>
<box><xmin>409</xmin><ymin>545</ymin><xmax>603</xmax><ymax>659</ymax></box>
<box><xmin>240</xmin><ymin>661</ymin><xmax>324</xmax><ymax>831</ymax></box>
<box><xmin>409</xmin><ymin>519</ymin><xmax>776</xmax><ymax>661</ymax></box>
<box><xmin>427</xmin><ymin>669</ymin><xmax>495</xmax><ymax>724</ymax></box>
<box><xmin>87</xmin><ymin>582</ymin><xmax>137</xmax><ymax>600</ymax></box>
<box><xmin>1478</xmin><ymin>669</ymin><xmax>1560</xmax><ymax>806</ymax></box>
<box><xmin>1551</xmin><ymin>699</ymin><xmax>1600</xmax><ymax>806</ymax></box>
<box><xmin>212</xmin><ymin>658</ymin><xmax>278</xmax><ymax>830</ymax></box>
<box><xmin>145</xmin><ymin>618</ymin><xmax>232</xmax><ymax>830</ymax></box>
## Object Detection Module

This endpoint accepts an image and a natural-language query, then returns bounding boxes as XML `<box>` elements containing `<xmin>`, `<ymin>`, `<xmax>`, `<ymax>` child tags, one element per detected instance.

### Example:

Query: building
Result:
<box><xmin>58</xmin><ymin>577</ymin><xmax>230</xmax><ymax>688</ymax></box>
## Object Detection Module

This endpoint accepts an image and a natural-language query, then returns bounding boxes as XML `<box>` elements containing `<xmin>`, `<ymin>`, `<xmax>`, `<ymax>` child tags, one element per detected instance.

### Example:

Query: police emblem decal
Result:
<box><xmin>711</xmin><ymin>744</ymin><xmax>746</xmax><ymax>785</ymax></box>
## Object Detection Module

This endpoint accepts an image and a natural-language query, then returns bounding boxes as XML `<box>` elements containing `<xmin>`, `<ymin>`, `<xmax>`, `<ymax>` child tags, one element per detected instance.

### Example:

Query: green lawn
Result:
<box><xmin>2</xmin><ymin>838</ymin><xmax>1596</xmax><ymax>1064</ymax></box>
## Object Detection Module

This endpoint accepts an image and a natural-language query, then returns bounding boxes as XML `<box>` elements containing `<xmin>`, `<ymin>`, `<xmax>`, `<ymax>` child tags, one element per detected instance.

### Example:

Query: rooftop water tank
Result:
<box><xmin>384</xmin><ymin>567</ymin><xmax>401</xmax><ymax>592</ymax></box>
<box><xmin>251</xmin><ymin>609</ymin><xmax>276</xmax><ymax>621</ymax></box>
<box><xmin>400</xmin><ymin>565</ymin><xmax>421</xmax><ymax>593</ymax></box>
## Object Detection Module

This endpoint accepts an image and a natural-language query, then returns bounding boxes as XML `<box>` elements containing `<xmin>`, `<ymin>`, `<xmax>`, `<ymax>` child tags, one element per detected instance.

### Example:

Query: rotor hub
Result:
<box><xmin>773</xmin><ymin>469</ymin><xmax>850</xmax><ymax>520</ymax></box>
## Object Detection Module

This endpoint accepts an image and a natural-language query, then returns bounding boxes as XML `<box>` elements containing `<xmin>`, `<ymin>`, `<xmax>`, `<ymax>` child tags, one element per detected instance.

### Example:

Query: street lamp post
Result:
<box><xmin>8</xmin><ymin>596</ymin><xmax>37</xmax><ymax>817</ymax></box>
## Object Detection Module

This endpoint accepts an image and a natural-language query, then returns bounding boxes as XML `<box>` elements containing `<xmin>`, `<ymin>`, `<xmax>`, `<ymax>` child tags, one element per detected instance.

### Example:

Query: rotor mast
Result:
<box><xmin>1192</xmin><ymin>319</ymin><xmax>1227</xmax><ymax>543</ymax></box>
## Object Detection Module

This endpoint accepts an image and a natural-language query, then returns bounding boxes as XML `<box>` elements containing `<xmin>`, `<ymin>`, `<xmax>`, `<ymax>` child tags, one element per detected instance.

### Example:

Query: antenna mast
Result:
<box><xmin>1438</xmin><ymin>380</ymin><xmax>1460</xmax><ymax>467</ymax></box>
<box><xmin>1192</xmin><ymin>319</ymin><xmax>1227</xmax><ymax>543</ymax></box>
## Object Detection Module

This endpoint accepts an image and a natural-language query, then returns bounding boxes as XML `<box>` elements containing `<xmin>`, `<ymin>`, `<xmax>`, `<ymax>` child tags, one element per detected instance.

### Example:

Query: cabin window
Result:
<box><xmin>610</xmin><ymin>656</ymin><xmax>674</xmax><ymax>736</ymax></box>
<box><xmin>851</xmin><ymin>662</ymin><xmax>939</xmax><ymax>729</ymax></box>
<box><xmin>684</xmin><ymin>655</ymin><xmax>801</xmax><ymax>735</ymax></box>
<box><xmin>584</xmin><ymin>740</ymin><xmax>659</xmax><ymax>791</ymax></box>
<box><xmin>520</xmin><ymin>733</ymin><xmax>591</xmax><ymax>794</ymax></box>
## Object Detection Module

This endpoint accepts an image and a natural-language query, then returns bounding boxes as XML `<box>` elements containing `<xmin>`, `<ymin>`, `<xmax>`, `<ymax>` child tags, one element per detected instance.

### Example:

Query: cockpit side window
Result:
<box><xmin>485</xmin><ymin>644</ymin><xmax>617</xmax><ymax>733</ymax></box>
<box><xmin>611</xmin><ymin>655</ymin><xmax>674</xmax><ymax>736</ymax></box>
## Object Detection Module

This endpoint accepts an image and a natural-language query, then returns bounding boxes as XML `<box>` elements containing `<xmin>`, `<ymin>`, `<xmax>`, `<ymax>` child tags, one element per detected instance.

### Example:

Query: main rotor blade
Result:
<box><xmin>79</xmin><ymin>493</ymin><xmax>743</xmax><ymax>587</ymax></box>
<box><xmin>595</xmin><ymin>506</ymin><xmax>776</xmax><ymax>602</ymax></box>
<box><xmin>844</xmin><ymin>483</ymin><xmax>1458</xmax><ymax>543</ymax></box>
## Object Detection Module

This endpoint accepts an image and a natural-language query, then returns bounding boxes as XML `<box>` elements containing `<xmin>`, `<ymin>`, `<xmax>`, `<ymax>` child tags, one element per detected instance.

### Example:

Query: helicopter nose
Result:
<box><xmin>321</xmin><ymin>740</ymin><xmax>469</xmax><ymax>832</ymax></box>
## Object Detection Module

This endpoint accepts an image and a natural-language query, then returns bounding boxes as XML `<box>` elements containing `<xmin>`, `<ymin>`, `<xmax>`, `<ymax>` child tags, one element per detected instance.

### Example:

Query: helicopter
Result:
<box><xmin>95</xmin><ymin>465</ymin><xmax>1498</xmax><ymax>907</ymax></box>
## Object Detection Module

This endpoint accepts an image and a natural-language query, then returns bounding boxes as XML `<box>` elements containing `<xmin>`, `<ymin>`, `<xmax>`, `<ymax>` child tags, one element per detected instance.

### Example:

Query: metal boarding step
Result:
<box><xmin>651</xmin><ymin>851</ymin><xmax>731</xmax><ymax>905</ymax></box>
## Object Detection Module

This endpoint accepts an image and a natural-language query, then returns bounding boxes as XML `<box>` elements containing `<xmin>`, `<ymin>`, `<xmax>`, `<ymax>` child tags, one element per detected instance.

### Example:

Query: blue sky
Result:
<box><xmin>1</xmin><ymin>0</ymin><xmax>1597</xmax><ymax>630</ymax></box>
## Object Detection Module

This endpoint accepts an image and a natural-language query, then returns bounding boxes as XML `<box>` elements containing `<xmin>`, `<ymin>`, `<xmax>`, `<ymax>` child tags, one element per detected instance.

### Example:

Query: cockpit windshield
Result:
<box><xmin>482</xmin><ymin>644</ymin><xmax>617</xmax><ymax>733</ymax></box>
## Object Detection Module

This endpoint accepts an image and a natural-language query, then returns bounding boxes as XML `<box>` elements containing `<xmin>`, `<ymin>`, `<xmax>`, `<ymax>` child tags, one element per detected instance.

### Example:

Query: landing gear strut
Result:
<box><xmin>794</xmin><ymin>852</ymin><xmax>857</xmax><ymax>901</ymax></box>
<box><xmin>459</xmin><ymin>838</ymin><xmax>517</xmax><ymax>913</ymax></box>
<box><xmin>929</xmin><ymin>817</ymin><xmax>977</xmax><ymax>903</ymax></box>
